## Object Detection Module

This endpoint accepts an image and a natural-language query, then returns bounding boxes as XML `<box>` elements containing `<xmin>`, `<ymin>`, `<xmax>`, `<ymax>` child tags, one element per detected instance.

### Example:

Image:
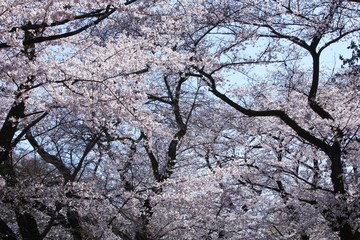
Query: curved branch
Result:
<box><xmin>23</xmin><ymin>8</ymin><xmax>116</xmax><ymax>46</ymax></box>
<box><xmin>11</xmin><ymin>111</ymin><xmax>49</xmax><ymax>149</ymax></box>
<box><xmin>308</xmin><ymin>52</ymin><xmax>334</xmax><ymax>120</ymax></box>
<box><xmin>197</xmin><ymin>69</ymin><xmax>330</xmax><ymax>152</ymax></box>
<box><xmin>318</xmin><ymin>27</ymin><xmax>360</xmax><ymax>54</ymax></box>
<box><xmin>10</xmin><ymin>9</ymin><xmax>109</xmax><ymax>33</ymax></box>
<box><xmin>26</xmin><ymin>131</ymin><xmax>73</xmax><ymax>182</ymax></box>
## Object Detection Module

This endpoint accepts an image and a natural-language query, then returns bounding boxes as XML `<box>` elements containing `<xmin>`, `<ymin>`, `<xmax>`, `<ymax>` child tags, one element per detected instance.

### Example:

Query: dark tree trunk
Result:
<box><xmin>0</xmin><ymin>218</ymin><xmax>16</xmax><ymax>240</ymax></box>
<box><xmin>67</xmin><ymin>210</ymin><xmax>83</xmax><ymax>240</ymax></box>
<box><xmin>339</xmin><ymin>222</ymin><xmax>359</xmax><ymax>240</ymax></box>
<box><xmin>0</xmin><ymin>99</ymin><xmax>25</xmax><ymax>186</ymax></box>
<box><xmin>326</xmin><ymin>142</ymin><xmax>360</xmax><ymax>240</ymax></box>
<box><xmin>135</xmin><ymin>198</ymin><xmax>153</xmax><ymax>240</ymax></box>
<box><xmin>300</xmin><ymin>234</ymin><xmax>309</xmax><ymax>240</ymax></box>
<box><xmin>328</xmin><ymin>142</ymin><xmax>345</xmax><ymax>195</ymax></box>
<box><xmin>16</xmin><ymin>211</ymin><xmax>41</xmax><ymax>240</ymax></box>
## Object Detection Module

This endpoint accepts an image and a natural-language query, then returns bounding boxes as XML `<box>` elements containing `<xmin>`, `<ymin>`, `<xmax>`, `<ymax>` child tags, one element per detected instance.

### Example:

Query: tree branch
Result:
<box><xmin>26</xmin><ymin>131</ymin><xmax>73</xmax><ymax>182</ymax></box>
<box><xmin>23</xmin><ymin>8</ymin><xmax>116</xmax><ymax>45</ymax></box>
<box><xmin>197</xmin><ymin>69</ymin><xmax>330</xmax><ymax>152</ymax></box>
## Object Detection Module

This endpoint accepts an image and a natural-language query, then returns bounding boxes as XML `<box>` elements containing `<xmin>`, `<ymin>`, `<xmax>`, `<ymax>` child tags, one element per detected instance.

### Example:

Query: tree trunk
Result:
<box><xmin>16</xmin><ymin>211</ymin><xmax>41</xmax><ymax>240</ymax></box>
<box><xmin>67</xmin><ymin>210</ymin><xmax>83</xmax><ymax>240</ymax></box>
<box><xmin>0</xmin><ymin>99</ymin><xmax>25</xmax><ymax>186</ymax></box>
<box><xmin>0</xmin><ymin>218</ymin><xmax>16</xmax><ymax>240</ymax></box>
<box><xmin>327</xmin><ymin>142</ymin><xmax>360</xmax><ymax>240</ymax></box>
<box><xmin>339</xmin><ymin>222</ymin><xmax>359</xmax><ymax>240</ymax></box>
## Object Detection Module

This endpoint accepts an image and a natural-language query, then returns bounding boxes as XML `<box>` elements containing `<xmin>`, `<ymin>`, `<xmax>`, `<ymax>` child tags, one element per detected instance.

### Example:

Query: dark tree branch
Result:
<box><xmin>141</xmin><ymin>132</ymin><xmax>162</xmax><ymax>182</ymax></box>
<box><xmin>197</xmin><ymin>68</ymin><xmax>329</xmax><ymax>152</ymax></box>
<box><xmin>23</xmin><ymin>8</ymin><xmax>116</xmax><ymax>46</ymax></box>
<box><xmin>10</xmin><ymin>9</ymin><xmax>110</xmax><ymax>32</ymax></box>
<box><xmin>124</xmin><ymin>0</ymin><xmax>138</xmax><ymax>5</ymax></box>
<box><xmin>72</xmin><ymin>132</ymin><xmax>102</xmax><ymax>180</ymax></box>
<box><xmin>147</xmin><ymin>94</ymin><xmax>172</xmax><ymax>104</ymax></box>
<box><xmin>308</xmin><ymin>52</ymin><xmax>334</xmax><ymax>120</ymax></box>
<box><xmin>11</xmin><ymin>111</ymin><xmax>49</xmax><ymax>149</ymax></box>
<box><xmin>258</xmin><ymin>24</ymin><xmax>310</xmax><ymax>50</ymax></box>
<box><xmin>164</xmin><ymin>77</ymin><xmax>188</xmax><ymax>179</ymax></box>
<box><xmin>142</xmin><ymin>76</ymin><xmax>190</xmax><ymax>182</ymax></box>
<box><xmin>318</xmin><ymin>27</ymin><xmax>360</xmax><ymax>54</ymax></box>
<box><xmin>0</xmin><ymin>42</ymin><xmax>11</xmax><ymax>49</ymax></box>
<box><xmin>26</xmin><ymin>131</ymin><xmax>73</xmax><ymax>182</ymax></box>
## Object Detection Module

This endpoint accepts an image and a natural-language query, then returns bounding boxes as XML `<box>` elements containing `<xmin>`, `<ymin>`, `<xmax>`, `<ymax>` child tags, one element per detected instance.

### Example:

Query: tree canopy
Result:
<box><xmin>0</xmin><ymin>0</ymin><xmax>360</xmax><ymax>239</ymax></box>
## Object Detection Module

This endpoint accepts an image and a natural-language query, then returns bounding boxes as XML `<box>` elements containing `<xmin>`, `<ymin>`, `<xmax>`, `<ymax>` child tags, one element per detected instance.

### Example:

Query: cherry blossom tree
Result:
<box><xmin>1</xmin><ymin>0</ymin><xmax>360</xmax><ymax>240</ymax></box>
<box><xmin>0</xmin><ymin>1</ymin><xmax>162</xmax><ymax>239</ymax></box>
<box><xmin>170</xmin><ymin>0</ymin><xmax>360</xmax><ymax>239</ymax></box>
